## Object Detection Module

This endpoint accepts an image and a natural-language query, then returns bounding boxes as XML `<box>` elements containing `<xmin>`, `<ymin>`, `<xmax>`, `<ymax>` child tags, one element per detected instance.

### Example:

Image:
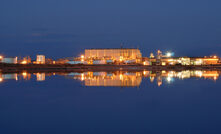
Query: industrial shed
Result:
<box><xmin>84</xmin><ymin>48</ymin><xmax>142</xmax><ymax>63</ymax></box>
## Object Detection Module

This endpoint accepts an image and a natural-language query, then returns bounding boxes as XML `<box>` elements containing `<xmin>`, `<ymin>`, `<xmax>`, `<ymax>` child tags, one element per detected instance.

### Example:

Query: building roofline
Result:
<box><xmin>85</xmin><ymin>48</ymin><xmax>140</xmax><ymax>50</ymax></box>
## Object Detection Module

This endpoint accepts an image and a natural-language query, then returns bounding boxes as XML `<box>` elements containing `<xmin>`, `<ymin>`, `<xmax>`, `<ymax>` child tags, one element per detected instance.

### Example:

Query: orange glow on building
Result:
<box><xmin>21</xmin><ymin>60</ymin><xmax>27</xmax><ymax>64</ymax></box>
<box><xmin>36</xmin><ymin>55</ymin><xmax>45</xmax><ymax>64</ymax></box>
<box><xmin>84</xmin><ymin>48</ymin><xmax>142</xmax><ymax>64</ymax></box>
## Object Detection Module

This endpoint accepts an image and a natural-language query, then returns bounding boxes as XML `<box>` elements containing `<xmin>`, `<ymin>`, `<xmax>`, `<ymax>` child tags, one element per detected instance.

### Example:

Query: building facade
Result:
<box><xmin>2</xmin><ymin>57</ymin><xmax>18</xmax><ymax>64</ymax></box>
<box><xmin>36</xmin><ymin>55</ymin><xmax>45</xmax><ymax>64</ymax></box>
<box><xmin>84</xmin><ymin>48</ymin><xmax>142</xmax><ymax>63</ymax></box>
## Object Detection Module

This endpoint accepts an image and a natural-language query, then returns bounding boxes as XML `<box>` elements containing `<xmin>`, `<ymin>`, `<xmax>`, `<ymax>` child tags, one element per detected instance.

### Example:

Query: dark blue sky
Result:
<box><xmin>1</xmin><ymin>0</ymin><xmax>221</xmax><ymax>59</ymax></box>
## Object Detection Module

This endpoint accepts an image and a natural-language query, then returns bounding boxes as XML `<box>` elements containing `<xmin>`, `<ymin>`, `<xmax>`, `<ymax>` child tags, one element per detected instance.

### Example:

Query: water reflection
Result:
<box><xmin>0</xmin><ymin>70</ymin><xmax>219</xmax><ymax>87</ymax></box>
<box><xmin>71</xmin><ymin>72</ymin><xmax>142</xmax><ymax>87</ymax></box>
<box><xmin>35</xmin><ymin>73</ymin><xmax>46</xmax><ymax>81</ymax></box>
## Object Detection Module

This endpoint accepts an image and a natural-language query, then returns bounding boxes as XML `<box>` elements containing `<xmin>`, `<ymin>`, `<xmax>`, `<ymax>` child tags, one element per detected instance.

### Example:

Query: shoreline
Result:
<box><xmin>1</xmin><ymin>63</ymin><xmax>221</xmax><ymax>73</ymax></box>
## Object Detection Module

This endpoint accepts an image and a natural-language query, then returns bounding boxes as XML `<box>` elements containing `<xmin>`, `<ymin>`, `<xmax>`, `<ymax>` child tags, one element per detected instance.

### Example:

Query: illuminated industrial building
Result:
<box><xmin>190</xmin><ymin>57</ymin><xmax>219</xmax><ymax>65</ymax></box>
<box><xmin>19</xmin><ymin>57</ymin><xmax>31</xmax><ymax>64</ymax></box>
<box><xmin>0</xmin><ymin>56</ymin><xmax>3</xmax><ymax>62</ymax></box>
<box><xmin>0</xmin><ymin>49</ymin><xmax>220</xmax><ymax>66</ymax></box>
<box><xmin>156</xmin><ymin>56</ymin><xmax>220</xmax><ymax>66</ymax></box>
<box><xmin>1</xmin><ymin>57</ymin><xmax>18</xmax><ymax>64</ymax></box>
<box><xmin>36</xmin><ymin>55</ymin><xmax>45</xmax><ymax>64</ymax></box>
<box><xmin>84</xmin><ymin>48</ymin><xmax>142</xmax><ymax>64</ymax></box>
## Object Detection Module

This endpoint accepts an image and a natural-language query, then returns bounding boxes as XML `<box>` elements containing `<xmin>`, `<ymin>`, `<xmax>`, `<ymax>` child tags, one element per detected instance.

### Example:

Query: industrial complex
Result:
<box><xmin>0</xmin><ymin>48</ymin><xmax>220</xmax><ymax>66</ymax></box>
<box><xmin>1</xmin><ymin>48</ymin><xmax>221</xmax><ymax>86</ymax></box>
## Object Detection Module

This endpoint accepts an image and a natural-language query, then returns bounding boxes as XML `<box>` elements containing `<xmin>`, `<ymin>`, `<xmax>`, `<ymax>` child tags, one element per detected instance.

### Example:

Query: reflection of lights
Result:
<box><xmin>168</xmin><ymin>71</ymin><xmax>175</xmax><ymax>77</ymax></box>
<box><xmin>22</xmin><ymin>72</ymin><xmax>27</xmax><ymax>77</ymax></box>
<box><xmin>157</xmin><ymin>81</ymin><xmax>162</xmax><ymax>87</ymax></box>
<box><xmin>143</xmin><ymin>71</ymin><xmax>148</xmax><ymax>76</ymax></box>
<box><xmin>81</xmin><ymin>73</ymin><xmax>85</xmax><ymax>81</ymax></box>
<box><xmin>150</xmin><ymin>77</ymin><xmax>154</xmax><ymax>82</ymax></box>
<box><xmin>22</xmin><ymin>72</ymin><xmax>29</xmax><ymax>80</ymax></box>
<box><xmin>81</xmin><ymin>71</ymin><xmax>142</xmax><ymax>87</ymax></box>
<box><xmin>0</xmin><ymin>70</ymin><xmax>218</xmax><ymax>86</ymax></box>
<box><xmin>177</xmin><ymin>72</ymin><xmax>182</xmax><ymax>78</ymax></box>
<box><xmin>214</xmin><ymin>76</ymin><xmax>217</xmax><ymax>81</ymax></box>
<box><xmin>36</xmin><ymin>73</ymin><xmax>45</xmax><ymax>81</ymax></box>
<box><xmin>195</xmin><ymin>71</ymin><xmax>203</xmax><ymax>77</ymax></box>
<box><xmin>166</xmin><ymin>77</ymin><xmax>173</xmax><ymax>83</ymax></box>
<box><xmin>120</xmin><ymin>74</ymin><xmax>123</xmax><ymax>80</ymax></box>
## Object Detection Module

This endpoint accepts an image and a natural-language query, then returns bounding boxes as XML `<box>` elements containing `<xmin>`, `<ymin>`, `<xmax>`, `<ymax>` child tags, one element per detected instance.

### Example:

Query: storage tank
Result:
<box><xmin>2</xmin><ymin>57</ymin><xmax>17</xmax><ymax>64</ymax></box>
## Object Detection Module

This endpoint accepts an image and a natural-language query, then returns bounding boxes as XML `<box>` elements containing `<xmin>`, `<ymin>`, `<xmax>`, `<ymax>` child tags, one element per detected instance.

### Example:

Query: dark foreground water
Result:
<box><xmin>0</xmin><ymin>70</ymin><xmax>221</xmax><ymax>134</ymax></box>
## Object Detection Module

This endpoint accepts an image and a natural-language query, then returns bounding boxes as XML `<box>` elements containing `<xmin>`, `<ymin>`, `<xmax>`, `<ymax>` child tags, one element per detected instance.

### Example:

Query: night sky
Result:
<box><xmin>1</xmin><ymin>0</ymin><xmax>221</xmax><ymax>59</ymax></box>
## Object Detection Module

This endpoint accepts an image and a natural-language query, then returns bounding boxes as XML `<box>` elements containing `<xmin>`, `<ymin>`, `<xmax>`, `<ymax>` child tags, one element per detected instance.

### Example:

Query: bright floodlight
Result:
<box><xmin>166</xmin><ymin>52</ymin><xmax>172</xmax><ymax>57</ymax></box>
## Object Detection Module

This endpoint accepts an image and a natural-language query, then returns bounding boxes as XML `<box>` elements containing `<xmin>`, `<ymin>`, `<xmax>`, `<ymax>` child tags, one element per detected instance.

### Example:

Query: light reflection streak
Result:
<box><xmin>0</xmin><ymin>70</ymin><xmax>220</xmax><ymax>87</ymax></box>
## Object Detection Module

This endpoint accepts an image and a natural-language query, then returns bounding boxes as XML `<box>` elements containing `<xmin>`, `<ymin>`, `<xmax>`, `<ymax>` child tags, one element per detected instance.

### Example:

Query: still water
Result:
<box><xmin>0</xmin><ymin>70</ymin><xmax>221</xmax><ymax>134</ymax></box>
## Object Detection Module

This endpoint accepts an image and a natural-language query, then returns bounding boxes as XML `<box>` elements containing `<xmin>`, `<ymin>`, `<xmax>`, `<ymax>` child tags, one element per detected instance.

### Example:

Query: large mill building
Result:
<box><xmin>84</xmin><ymin>48</ymin><xmax>142</xmax><ymax>63</ymax></box>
